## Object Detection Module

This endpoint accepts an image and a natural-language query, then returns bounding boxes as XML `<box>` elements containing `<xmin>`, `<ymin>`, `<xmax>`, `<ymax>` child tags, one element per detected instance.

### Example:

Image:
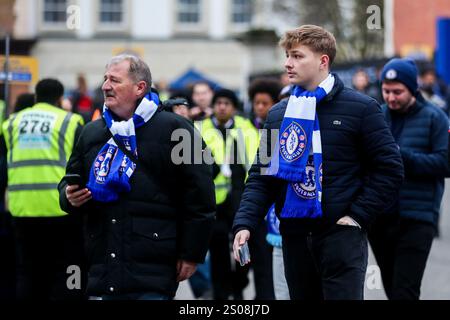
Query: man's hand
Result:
<box><xmin>189</xmin><ymin>106</ymin><xmax>202</xmax><ymax>119</ymax></box>
<box><xmin>66</xmin><ymin>185</ymin><xmax>92</xmax><ymax>207</ymax></box>
<box><xmin>233</xmin><ymin>230</ymin><xmax>250</xmax><ymax>262</ymax></box>
<box><xmin>176</xmin><ymin>260</ymin><xmax>197</xmax><ymax>282</ymax></box>
<box><xmin>336</xmin><ymin>215</ymin><xmax>360</xmax><ymax>228</ymax></box>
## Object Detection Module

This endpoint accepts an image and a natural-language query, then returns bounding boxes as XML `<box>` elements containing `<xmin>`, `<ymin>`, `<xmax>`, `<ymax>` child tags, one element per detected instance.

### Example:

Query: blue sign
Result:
<box><xmin>0</xmin><ymin>72</ymin><xmax>32</xmax><ymax>82</ymax></box>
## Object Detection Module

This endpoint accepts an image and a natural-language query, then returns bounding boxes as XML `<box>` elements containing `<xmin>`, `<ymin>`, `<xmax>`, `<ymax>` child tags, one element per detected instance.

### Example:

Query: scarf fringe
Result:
<box><xmin>275</xmin><ymin>165</ymin><xmax>305</xmax><ymax>182</ymax></box>
<box><xmin>280</xmin><ymin>204</ymin><xmax>323</xmax><ymax>219</ymax></box>
<box><xmin>266</xmin><ymin>233</ymin><xmax>283</xmax><ymax>247</ymax></box>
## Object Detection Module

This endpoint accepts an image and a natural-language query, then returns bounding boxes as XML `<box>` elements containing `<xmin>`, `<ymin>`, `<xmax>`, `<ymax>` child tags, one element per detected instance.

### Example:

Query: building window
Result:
<box><xmin>100</xmin><ymin>0</ymin><xmax>123</xmax><ymax>23</ymax></box>
<box><xmin>43</xmin><ymin>0</ymin><xmax>67</xmax><ymax>23</ymax></box>
<box><xmin>232</xmin><ymin>0</ymin><xmax>252</xmax><ymax>24</ymax></box>
<box><xmin>178</xmin><ymin>0</ymin><xmax>200</xmax><ymax>24</ymax></box>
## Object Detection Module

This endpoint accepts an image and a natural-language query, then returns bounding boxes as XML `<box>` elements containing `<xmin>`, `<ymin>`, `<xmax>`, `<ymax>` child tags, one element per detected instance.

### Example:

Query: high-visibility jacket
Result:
<box><xmin>2</xmin><ymin>103</ymin><xmax>84</xmax><ymax>217</ymax></box>
<box><xmin>195</xmin><ymin>115</ymin><xmax>259</xmax><ymax>205</ymax></box>
<box><xmin>0</xmin><ymin>100</ymin><xmax>5</xmax><ymax>125</ymax></box>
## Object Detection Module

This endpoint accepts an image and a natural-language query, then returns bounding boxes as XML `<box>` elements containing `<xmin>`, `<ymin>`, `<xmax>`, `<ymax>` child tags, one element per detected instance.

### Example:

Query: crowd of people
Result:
<box><xmin>0</xmin><ymin>24</ymin><xmax>449</xmax><ymax>301</ymax></box>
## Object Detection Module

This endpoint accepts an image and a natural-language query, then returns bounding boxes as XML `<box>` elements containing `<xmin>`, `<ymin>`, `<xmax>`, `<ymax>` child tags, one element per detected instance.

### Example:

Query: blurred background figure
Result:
<box><xmin>154</xmin><ymin>79</ymin><xmax>171</xmax><ymax>102</ymax></box>
<box><xmin>90</xmin><ymin>85</ymin><xmax>106</xmax><ymax>122</ymax></box>
<box><xmin>70</xmin><ymin>74</ymin><xmax>93</xmax><ymax>123</ymax></box>
<box><xmin>162</xmin><ymin>95</ymin><xmax>214</xmax><ymax>299</ymax></box>
<box><xmin>13</xmin><ymin>93</ymin><xmax>35</xmax><ymax>114</ymax></box>
<box><xmin>189</xmin><ymin>82</ymin><xmax>214</xmax><ymax>121</ymax></box>
<box><xmin>61</xmin><ymin>97</ymin><xmax>73</xmax><ymax>112</ymax></box>
<box><xmin>352</xmin><ymin>68</ymin><xmax>383</xmax><ymax>103</ymax></box>
<box><xmin>248</xmin><ymin>78</ymin><xmax>283</xmax><ymax>130</ymax></box>
<box><xmin>418</xmin><ymin>65</ymin><xmax>450</xmax><ymax>115</ymax></box>
<box><xmin>195</xmin><ymin>88</ymin><xmax>258</xmax><ymax>300</ymax></box>
<box><xmin>0</xmin><ymin>94</ymin><xmax>4</xmax><ymax>125</ymax></box>
<box><xmin>246</xmin><ymin>77</ymin><xmax>284</xmax><ymax>300</ymax></box>
<box><xmin>162</xmin><ymin>97</ymin><xmax>191</xmax><ymax>119</ymax></box>
<box><xmin>0</xmin><ymin>91</ymin><xmax>16</xmax><ymax>300</ymax></box>
<box><xmin>265</xmin><ymin>205</ymin><xmax>290</xmax><ymax>300</ymax></box>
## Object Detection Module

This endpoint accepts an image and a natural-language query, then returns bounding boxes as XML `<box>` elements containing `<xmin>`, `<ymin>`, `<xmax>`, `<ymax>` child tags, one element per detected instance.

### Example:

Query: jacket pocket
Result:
<box><xmin>130</xmin><ymin>216</ymin><xmax>177</xmax><ymax>264</ymax></box>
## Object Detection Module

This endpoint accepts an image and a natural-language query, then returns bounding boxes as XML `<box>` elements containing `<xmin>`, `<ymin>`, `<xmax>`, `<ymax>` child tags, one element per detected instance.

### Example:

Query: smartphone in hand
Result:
<box><xmin>64</xmin><ymin>173</ymin><xmax>82</xmax><ymax>186</ymax></box>
<box><xmin>238</xmin><ymin>242</ymin><xmax>251</xmax><ymax>266</ymax></box>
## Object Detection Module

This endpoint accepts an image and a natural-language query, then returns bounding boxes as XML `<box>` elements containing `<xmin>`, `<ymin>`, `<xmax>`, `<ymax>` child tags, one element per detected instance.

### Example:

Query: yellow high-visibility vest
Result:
<box><xmin>2</xmin><ymin>103</ymin><xmax>84</xmax><ymax>217</ymax></box>
<box><xmin>196</xmin><ymin>115</ymin><xmax>259</xmax><ymax>205</ymax></box>
<box><xmin>0</xmin><ymin>100</ymin><xmax>5</xmax><ymax>126</ymax></box>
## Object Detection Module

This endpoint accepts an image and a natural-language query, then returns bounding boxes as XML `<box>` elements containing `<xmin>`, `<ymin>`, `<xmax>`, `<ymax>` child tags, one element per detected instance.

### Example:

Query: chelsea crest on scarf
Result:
<box><xmin>87</xmin><ymin>91</ymin><xmax>159</xmax><ymax>202</ymax></box>
<box><xmin>268</xmin><ymin>74</ymin><xmax>335</xmax><ymax>219</ymax></box>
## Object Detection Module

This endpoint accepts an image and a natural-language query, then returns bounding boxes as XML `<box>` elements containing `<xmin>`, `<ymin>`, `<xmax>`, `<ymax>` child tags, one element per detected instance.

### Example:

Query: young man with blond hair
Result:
<box><xmin>232</xmin><ymin>25</ymin><xmax>404</xmax><ymax>300</ymax></box>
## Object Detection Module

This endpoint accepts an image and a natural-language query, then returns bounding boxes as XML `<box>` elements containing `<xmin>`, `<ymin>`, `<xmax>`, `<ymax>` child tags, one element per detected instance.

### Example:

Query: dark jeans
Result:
<box><xmin>282</xmin><ymin>224</ymin><xmax>368</xmax><ymax>300</ymax></box>
<box><xmin>248</xmin><ymin>220</ymin><xmax>275</xmax><ymax>300</ymax></box>
<box><xmin>13</xmin><ymin>215</ymin><xmax>86</xmax><ymax>300</ymax></box>
<box><xmin>368</xmin><ymin>215</ymin><xmax>435</xmax><ymax>300</ymax></box>
<box><xmin>188</xmin><ymin>254</ymin><xmax>212</xmax><ymax>298</ymax></box>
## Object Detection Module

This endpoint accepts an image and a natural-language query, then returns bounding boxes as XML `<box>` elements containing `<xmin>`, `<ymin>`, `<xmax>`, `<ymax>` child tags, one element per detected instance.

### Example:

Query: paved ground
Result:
<box><xmin>175</xmin><ymin>179</ymin><xmax>450</xmax><ymax>300</ymax></box>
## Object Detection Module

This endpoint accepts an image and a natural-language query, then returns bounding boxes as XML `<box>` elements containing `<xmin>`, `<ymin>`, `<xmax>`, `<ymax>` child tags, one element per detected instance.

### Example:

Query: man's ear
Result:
<box><xmin>319</xmin><ymin>54</ymin><xmax>330</xmax><ymax>71</ymax></box>
<box><xmin>136</xmin><ymin>81</ymin><xmax>147</xmax><ymax>96</ymax></box>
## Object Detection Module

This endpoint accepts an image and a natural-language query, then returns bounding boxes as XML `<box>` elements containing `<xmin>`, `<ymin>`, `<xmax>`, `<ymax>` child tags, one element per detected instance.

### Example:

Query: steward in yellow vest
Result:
<box><xmin>0</xmin><ymin>79</ymin><xmax>85</xmax><ymax>300</ymax></box>
<box><xmin>196</xmin><ymin>114</ymin><xmax>258</xmax><ymax>205</ymax></box>
<box><xmin>195</xmin><ymin>88</ymin><xmax>258</xmax><ymax>300</ymax></box>
<box><xmin>3</xmin><ymin>103</ymin><xmax>83</xmax><ymax>217</ymax></box>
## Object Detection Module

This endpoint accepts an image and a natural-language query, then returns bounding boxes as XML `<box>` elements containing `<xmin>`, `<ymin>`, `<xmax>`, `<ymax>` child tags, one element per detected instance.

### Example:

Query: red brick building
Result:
<box><xmin>0</xmin><ymin>0</ymin><xmax>15</xmax><ymax>35</ymax></box>
<box><xmin>393</xmin><ymin>0</ymin><xmax>450</xmax><ymax>58</ymax></box>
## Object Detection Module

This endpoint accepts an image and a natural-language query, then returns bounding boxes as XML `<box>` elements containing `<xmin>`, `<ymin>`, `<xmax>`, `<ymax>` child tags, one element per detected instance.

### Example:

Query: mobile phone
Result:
<box><xmin>64</xmin><ymin>173</ymin><xmax>82</xmax><ymax>186</ymax></box>
<box><xmin>238</xmin><ymin>242</ymin><xmax>251</xmax><ymax>266</ymax></box>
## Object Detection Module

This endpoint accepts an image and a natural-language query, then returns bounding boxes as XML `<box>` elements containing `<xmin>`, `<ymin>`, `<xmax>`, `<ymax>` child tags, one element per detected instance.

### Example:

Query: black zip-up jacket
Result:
<box><xmin>383</xmin><ymin>95</ymin><xmax>448</xmax><ymax>227</ymax></box>
<box><xmin>58</xmin><ymin>109</ymin><xmax>215</xmax><ymax>297</ymax></box>
<box><xmin>232</xmin><ymin>74</ymin><xmax>404</xmax><ymax>236</ymax></box>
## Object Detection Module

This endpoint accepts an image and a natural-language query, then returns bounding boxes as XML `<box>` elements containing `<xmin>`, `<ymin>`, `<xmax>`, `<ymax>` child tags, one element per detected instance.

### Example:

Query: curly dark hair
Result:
<box><xmin>248</xmin><ymin>78</ymin><xmax>283</xmax><ymax>104</ymax></box>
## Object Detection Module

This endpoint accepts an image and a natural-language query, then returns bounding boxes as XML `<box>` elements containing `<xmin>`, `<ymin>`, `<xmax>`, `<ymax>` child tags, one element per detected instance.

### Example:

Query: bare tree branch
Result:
<box><xmin>272</xmin><ymin>0</ymin><xmax>385</xmax><ymax>61</ymax></box>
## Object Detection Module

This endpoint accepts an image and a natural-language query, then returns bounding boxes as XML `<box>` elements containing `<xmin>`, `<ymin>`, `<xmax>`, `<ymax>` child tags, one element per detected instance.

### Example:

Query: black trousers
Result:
<box><xmin>368</xmin><ymin>215</ymin><xmax>435</xmax><ymax>300</ymax></box>
<box><xmin>248</xmin><ymin>221</ymin><xmax>275</xmax><ymax>300</ymax></box>
<box><xmin>282</xmin><ymin>224</ymin><xmax>368</xmax><ymax>300</ymax></box>
<box><xmin>13</xmin><ymin>215</ymin><xmax>86</xmax><ymax>300</ymax></box>
<box><xmin>209</xmin><ymin>218</ymin><xmax>249</xmax><ymax>300</ymax></box>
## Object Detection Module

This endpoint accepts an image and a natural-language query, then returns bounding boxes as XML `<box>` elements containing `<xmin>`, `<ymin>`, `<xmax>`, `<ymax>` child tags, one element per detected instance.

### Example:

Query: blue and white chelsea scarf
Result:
<box><xmin>87</xmin><ymin>92</ymin><xmax>159</xmax><ymax>202</ymax></box>
<box><xmin>267</xmin><ymin>74</ymin><xmax>335</xmax><ymax>218</ymax></box>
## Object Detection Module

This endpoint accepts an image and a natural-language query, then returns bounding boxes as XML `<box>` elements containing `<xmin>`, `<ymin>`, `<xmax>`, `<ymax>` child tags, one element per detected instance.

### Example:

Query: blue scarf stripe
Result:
<box><xmin>134</xmin><ymin>93</ymin><xmax>159</xmax><ymax>124</ymax></box>
<box><xmin>133</xmin><ymin>114</ymin><xmax>145</xmax><ymax>128</ymax></box>
<box><xmin>268</xmin><ymin>74</ymin><xmax>334</xmax><ymax>219</ymax></box>
<box><xmin>87</xmin><ymin>92</ymin><xmax>159</xmax><ymax>202</ymax></box>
